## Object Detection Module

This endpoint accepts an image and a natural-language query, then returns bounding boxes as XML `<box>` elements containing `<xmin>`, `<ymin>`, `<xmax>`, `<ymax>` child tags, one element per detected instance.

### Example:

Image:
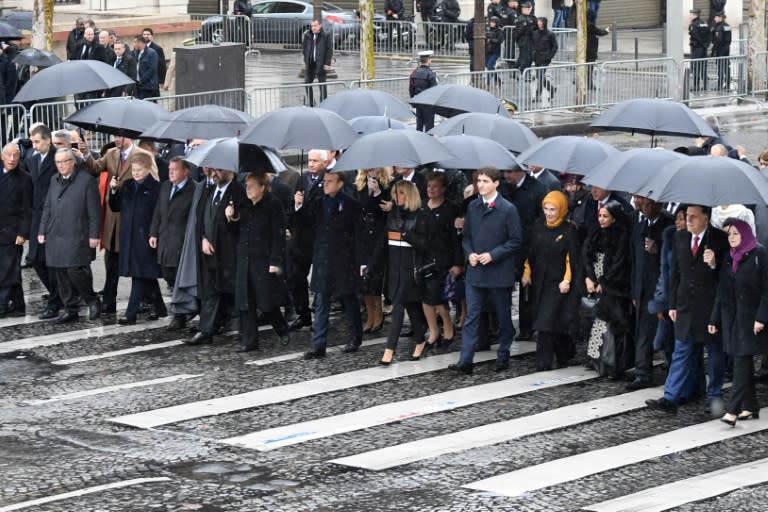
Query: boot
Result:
<box><xmin>362</xmin><ymin>295</ymin><xmax>375</xmax><ymax>333</ymax></box>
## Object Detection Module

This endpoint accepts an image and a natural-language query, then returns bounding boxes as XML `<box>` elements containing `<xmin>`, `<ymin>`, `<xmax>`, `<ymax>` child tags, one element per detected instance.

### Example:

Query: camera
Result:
<box><xmin>70</xmin><ymin>142</ymin><xmax>79</xmax><ymax>149</ymax></box>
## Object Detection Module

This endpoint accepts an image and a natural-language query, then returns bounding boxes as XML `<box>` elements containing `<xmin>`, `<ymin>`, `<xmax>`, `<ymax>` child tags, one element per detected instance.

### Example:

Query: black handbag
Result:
<box><xmin>413</xmin><ymin>261</ymin><xmax>437</xmax><ymax>286</ymax></box>
<box><xmin>580</xmin><ymin>293</ymin><xmax>600</xmax><ymax>320</ymax></box>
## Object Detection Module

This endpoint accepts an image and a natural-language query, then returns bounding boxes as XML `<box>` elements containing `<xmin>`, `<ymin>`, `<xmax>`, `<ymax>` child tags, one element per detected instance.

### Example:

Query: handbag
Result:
<box><xmin>414</xmin><ymin>261</ymin><xmax>437</xmax><ymax>286</ymax></box>
<box><xmin>580</xmin><ymin>293</ymin><xmax>600</xmax><ymax>320</ymax></box>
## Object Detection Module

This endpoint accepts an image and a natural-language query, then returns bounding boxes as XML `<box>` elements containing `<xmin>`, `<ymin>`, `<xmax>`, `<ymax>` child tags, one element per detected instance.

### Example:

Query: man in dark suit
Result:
<box><xmin>627</xmin><ymin>196</ymin><xmax>673</xmax><ymax>390</ymax></box>
<box><xmin>298</xmin><ymin>171</ymin><xmax>366</xmax><ymax>359</ymax></box>
<box><xmin>150</xmin><ymin>156</ymin><xmax>195</xmax><ymax>330</ymax></box>
<box><xmin>23</xmin><ymin>125</ymin><xmax>63</xmax><ymax>319</ymax></box>
<box><xmin>449</xmin><ymin>166</ymin><xmax>523</xmax><ymax>374</ymax></box>
<box><xmin>66</xmin><ymin>18</ymin><xmax>86</xmax><ymax>61</ymax></box>
<box><xmin>110</xmin><ymin>42</ymin><xmax>136</xmax><ymax>97</ymax></box>
<box><xmin>133</xmin><ymin>35</ymin><xmax>159</xmax><ymax>100</ymax></box>
<box><xmin>302</xmin><ymin>19</ymin><xmax>333</xmax><ymax>107</ymax></box>
<box><xmin>527</xmin><ymin>164</ymin><xmax>562</xmax><ymax>192</ymax></box>
<box><xmin>142</xmin><ymin>28</ymin><xmax>167</xmax><ymax>84</ymax></box>
<box><xmin>646</xmin><ymin>205</ymin><xmax>729</xmax><ymax>414</ymax></box>
<box><xmin>73</xmin><ymin>26</ymin><xmax>96</xmax><ymax>61</ymax></box>
<box><xmin>392</xmin><ymin>166</ymin><xmax>427</xmax><ymax>201</ymax></box>
<box><xmin>186</xmin><ymin>167</ymin><xmax>247</xmax><ymax>345</ymax></box>
<box><xmin>582</xmin><ymin>185</ymin><xmax>632</xmax><ymax>236</ymax></box>
<box><xmin>0</xmin><ymin>143</ymin><xmax>32</xmax><ymax>317</ymax></box>
<box><xmin>91</xmin><ymin>30</ymin><xmax>116</xmax><ymax>65</ymax></box>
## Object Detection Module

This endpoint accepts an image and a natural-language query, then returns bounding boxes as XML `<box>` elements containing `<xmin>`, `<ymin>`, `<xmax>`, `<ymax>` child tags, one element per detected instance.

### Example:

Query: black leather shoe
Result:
<box><xmin>341</xmin><ymin>343</ymin><xmax>361</xmax><ymax>353</ymax></box>
<box><xmin>88</xmin><ymin>300</ymin><xmax>102</xmax><ymax>320</ymax></box>
<box><xmin>289</xmin><ymin>316</ymin><xmax>311</xmax><ymax>331</ymax></box>
<box><xmin>515</xmin><ymin>331</ymin><xmax>533</xmax><ymax>341</ymax></box>
<box><xmin>102</xmin><ymin>303</ymin><xmax>117</xmax><ymax>315</ymax></box>
<box><xmin>39</xmin><ymin>309</ymin><xmax>59</xmax><ymax>320</ymax></box>
<box><xmin>118</xmin><ymin>316</ymin><xmax>136</xmax><ymax>325</ymax></box>
<box><xmin>626</xmin><ymin>377</ymin><xmax>652</xmax><ymax>391</ymax></box>
<box><xmin>448</xmin><ymin>362</ymin><xmax>473</xmax><ymax>375</ymax></box>
<box><xmin>55</xmin><ymin>312</ymin><xmax>79</xmax><ymax>324</ymax></box>
<box><xmin>236</xmin><ymin>344</ymin><xmax>259</xmax><ymax>353</ymax></box>
<box><xmin>148</xmin><ymin>305</ymin><xmax>169</xmax><ymax>321</ymax></box>
<box><xmin>9</xmin><ymin>309</ymin><xmax>26</xmax><ymax>317</ymax></box>
<box><xmin>279</xmin><ymin>333</ymin><xmax>291</xmax><ymax>346</ymax></box>
<box><xmin>494</xmin><ymin>357</ymin><xmax>510</xmax><ymax>372</ymax></box>
<box><xmin>185</xmin><ymin>332</ymin><xmax>213</xmax><ymax>345</ymax></box>
<box><xmin>166</xmin><ymin>316</ymin><xmax>186</xmax><ymax>331</ymax></box>
<box><xmin>303</xmin><ymin>348</ymin><xmax>326</xmax><ymax>360</ymax></box>
<box><xmin>645</xmin><ymin>397</ymin><xmax>678</xmax><ymax>414</ymax></box>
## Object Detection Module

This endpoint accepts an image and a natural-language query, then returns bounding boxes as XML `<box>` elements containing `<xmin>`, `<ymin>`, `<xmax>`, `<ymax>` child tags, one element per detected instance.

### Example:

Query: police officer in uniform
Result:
<box><xmin>711</xmin><ymin>11</ymin><xmax>731</xmax><ymax>91</ymax></box>
<box><xmin>515</xmin><ymin>2</ymin><xmax>536</xmax><ymax>73</ymax></box>
<box><xmin>688</xmin><ymin>8</ymin><xmax>710</xmax><ymax>92</ymax></box>
<box><xmin>409</xmin><ymin>50</ymin><xmax>439</xmax><ymax>132</ymax></box>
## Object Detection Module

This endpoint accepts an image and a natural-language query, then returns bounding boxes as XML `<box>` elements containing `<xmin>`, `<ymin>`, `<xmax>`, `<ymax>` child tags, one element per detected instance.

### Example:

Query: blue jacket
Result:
<box><xmin>135</xmin><ymin>46</ymin><xmax>159</xmax><ymax>91</ymax></box>
<box><xmin>462</xmin><ymin>194</ymin><xmax>522</xmax><ymax>288</ymax></box>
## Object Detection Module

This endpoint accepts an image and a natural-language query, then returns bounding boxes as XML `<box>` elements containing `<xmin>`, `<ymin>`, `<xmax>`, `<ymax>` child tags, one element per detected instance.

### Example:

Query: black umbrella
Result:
<box><xmin>239</xmin><ymin>106</ymin><xmax>358</xmax><ymax>150</ymax></box>
<box><xmin>517</xmin><ymin>136</ymin><xmax>620</xmax><ymax>175</ymax></box>
<box><xmin>348</xmin><ymin>116</ymin><xmax>414</xmax><ymax>135</ymax></box>
<box><xmin>434</xmin><ymin>135</ymin><xmax>518</xmax><ymax>170</ymax></box>
<box><xmin>141</xmin><ymin>105</ymin><xmax>254</xmax><ymax>141</ymax></box>
<box><xmin>0</xmin><ymin>21</ymin><xmax>23</xmax><ymax>41</ymax></box>
<box><xmin>590</xmin><ymin>98</ymin><xmax>718</xmax><ymax>146</ymax></box>
<box><xmin>64</xmin><ymin>98</ymin><xmax>168</xmax><ymax>138</ymax></box>
<box><xmin>333</xmin><ymin>130</ymin><xmax>453</xmax><ymax>171</ymax></box>
<box><xmin>638</xmin><ymin>156</ymin><xmax>768</xmax><ymax>206</ymax></box>
<box><xmin>318</xmin><ymin>89</ymin><xmax>413</xmax><ymax>120</ymax></box>
<box><xmin>1</xmin><ymin>12</ymin><xmax>32</xmax><ymax>31</ymax></box>
<box><xmin>13</xmin><ymin>60</ymin><xmax>135</xmax><ymax>103</ymax></box>
<box><xmin>582</xmin><ymin>148</ymin><xmax>687</xmax><ymax>194</ymax></box>
<box><xmin>410</xmin><ymin>84</ymin><xmax>512</xmax><ymax>119</ymax></box>
<box><xmin>184</xmin><ymin>137</ymin><xmax>287</xmax><ymax>175</ymax></box>
<box><xmin>429</xmin><ymin>113</ymin><xmax>538</xmax><ymax>154</ymax></box>
<box><xmin>13</xmin><ymin>48</ymin><xmax>62</xmax><ymax>67</ymax></box>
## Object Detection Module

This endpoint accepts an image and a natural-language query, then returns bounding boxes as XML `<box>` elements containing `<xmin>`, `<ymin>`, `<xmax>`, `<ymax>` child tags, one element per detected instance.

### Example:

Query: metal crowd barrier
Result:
<box><xmin>349</xmin><ymin>77</ymin><xmax>412</xmax><ymax>105</ymax></box>
<box><xmin>189</xmin><ymin>13</ymin><xmax>256</xmax><ymax>52</ymax></box>
<box><xmin>597</xmin><ymin>57</ymin><xmax>677</xmax><ymax>107</ymax></box>
<box><xmin>0</xmin><ymin>104</ymin><xmax>27</xmax><ymax>148</ymax></box>
<box><xmin>419</xmin><ymin>21</ymin><xmax>469</xmax><ymax>57</ymax></box>
<box><xmin>147</xmin><ymin>88</ymin><xmax>249</xmax><ymax>113</ymax></box>
<box><xmin>551</xmin><ymin>27</ymin><xmax>577</xmax><ymax>63</ymax></box>
<box><xmin>443</xmin><ymin>68</ymin><xmax>521</xmax><ymax>108</ymax></box>
<box><xmin>680</xmin><ymin>55</ymin><xmax>748</xmax><ymax>104</ymax></box>
<box><xmin>517</xmin><ymin>62</ymin><xmax>600</xmax><ymax>113</ymax></box>
<box><xmin>246</xmin><ymin>81</ymin><xmax>348</xmax><ymax>118</ymax></box>
<box><xmin>751</xmin><ymin>51</ymin><xmax>768</xmax><ymax>96</ymax></box>
<box><xmin>334</xmin><ymin>19</ymin><xmax>418</xmax><ymax>56</ymax></box>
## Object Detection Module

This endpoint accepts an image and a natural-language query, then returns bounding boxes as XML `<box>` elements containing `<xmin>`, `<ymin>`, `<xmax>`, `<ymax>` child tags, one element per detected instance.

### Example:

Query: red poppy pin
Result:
<box><xmin>488</xmin><ymin>201</ymin><xmax>496</xmax><ymax>209</ymax></box>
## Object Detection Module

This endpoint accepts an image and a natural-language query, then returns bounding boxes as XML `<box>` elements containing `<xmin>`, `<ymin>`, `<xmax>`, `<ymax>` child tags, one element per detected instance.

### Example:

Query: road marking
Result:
<box><xmin>463</xmin><ymin>406</ymin><xmax>768</xmax><ymax>497</ymax></box>
<box><xmin>24</xmin><ymin>374</ymin><xmax>203</xmax><ymax>405</ymax></box>
<box><xmin>244</xmin><ymin>335</ymin><xmax>389</xmax><ymax>366</ymax></box>
<box><xmin>330</xmin><ymin>386</ymin><xmax>661</xmax><ymax>470</ymax></box>
<box><xmin>0</xmin><ymin>300</ymin><xmax>132</xmax><ymax>330</ymax></box>
<box><xmin>0</xmin><ymin>477</ymin><xmax>172</xmax><ymax>511</ymax></box>
<box><xmin>583</xmin><ymin>457</ymin><xmax>768</xmax><ymax>512</ymax></box>
<box><xmin>224</xmin><ymin>365</ymin><xmax>595</xmax><ymax>452</ymax></box>
<box><xmin>109</xmin><ymin>342</ymin><xmax>536</xmax><ymax>429</ymax></box>
<box><xmin>51</xmin><ymin>340</ymin><xmax>187</xmax><ymax>365</ymax></box>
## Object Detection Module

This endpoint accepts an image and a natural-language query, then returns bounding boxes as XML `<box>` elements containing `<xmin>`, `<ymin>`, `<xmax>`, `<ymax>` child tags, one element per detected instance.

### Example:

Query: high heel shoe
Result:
<box><xmin>411</xmin><ymin>338</ymin><xmax>438</xmax><ymax>360</ymax></box>
<box><xmin>720</xmin><ymin>414</ymin><xmax>737</xmax><ymax>427</ymax></box>
<box><xmin>380</xmin><ymin>348</ymin><xmax>395</xmax><ymax>366</ymax></box>
<box><xmin>738</xmin><ymin>410</ymin><xmax>760</xmax><ymax>420</ymax></box>
<box><xmin>369</xmin><ymin>321</ymin><xmax>384</xmax><ymax>333</ymax></box>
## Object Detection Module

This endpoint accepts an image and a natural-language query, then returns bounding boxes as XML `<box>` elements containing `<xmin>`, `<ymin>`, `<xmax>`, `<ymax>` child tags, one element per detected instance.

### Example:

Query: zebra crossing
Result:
<box><xmin>3</xmin><ymin>301</ymin><xmax>768</xmax><ymax>512</ymax></box>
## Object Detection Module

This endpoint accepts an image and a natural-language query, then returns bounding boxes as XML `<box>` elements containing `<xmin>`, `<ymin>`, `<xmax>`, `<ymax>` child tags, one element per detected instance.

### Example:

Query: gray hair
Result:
<box><xmin>52</xmin><ymin>130</ymin><xmax>72</xmax><ymax>144</ymax></box>
<box><xmin>309</xmin><ymin>149</ymin><xmax>330</xmax><ymax>161</ymax></box>
<box><xmin>56</xmin><ymin>147</ymin><xmax>76</xmax><ymax>160</ymax></box>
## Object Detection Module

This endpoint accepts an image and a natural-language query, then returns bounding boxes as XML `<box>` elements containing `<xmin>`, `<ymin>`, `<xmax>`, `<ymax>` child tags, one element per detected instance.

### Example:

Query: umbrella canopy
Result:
<box><xmin>64</xmin><ymin>98</ymin><xmax>168</xmax><ymax>138</ymax></box>
<box><xmin>429</xmin><ymin>112</ymin><xmax>538</xmax><ymax>153</ymax></box>
<box><xmin>410</xmin><ymin>84</ymin><xmax>512</xmax><ymax>119</ymax></box>
<box><xmin>13</xmin><ymin>48</ymin><xmax>62</xmax><ymax>67</ymax></box>
<box><xmin>590</xmin><ymin>98</ymin><xmax>718</xmax><ymax>139</ymax></box>
<box><xmin>239</xmin><ymin>106</ymin><xmax>358</xmax><ymax>150</ymax></box>
<box><xmin>582</xmin><ymin>148</ymin><xmax>688</xmax><ymax>194</ymax></box>
<box><xmin>348</xmin><ymin>115</ymin><xmax>414</xmax><ymax>135</ymax></box>
<box><xmin>318</xmin><ymin>89</ymin><xmax>413</xmax><ymax>120</ymax></box>
<box><xmin>0</xmin><ymin>21</ymin><xmax>23</xmax><ymax>41</ymax></box>
<box><xmin>638</xmin><ymin>155</ymin><xmax>768</xmax><ymax>206</ymax></box>
<box><xmin>184</xmin><ymin>137</ymin><xmax>287</xmax><ymax>174</ymax></box>
<box><xmin>333</xmin><ymin>130</ymin><xmax>453</xmax><ymax>171</ymax></box>
<box><xmin>434</xmin><ymin>135</ymin><xmax>518</xmax><ymax>170</ymax></box>
<box><xmin>517</xmin><ymin>136</ymin><xmax>620</xmax><ymax>175</ymax></box>
<box><xmin>13</xmin><ymin>60</ymin><xmax>135</xmax><ymax>103</ymax></box>
<box><xmin>141</xmin><ymin>105</ymin><xmax>254</xmax><ymax>141</ymax></box>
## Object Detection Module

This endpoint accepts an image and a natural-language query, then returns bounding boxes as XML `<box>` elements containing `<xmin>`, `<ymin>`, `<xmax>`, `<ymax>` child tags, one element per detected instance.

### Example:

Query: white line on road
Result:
<box><xmin>244</xmin><ymin>335</ymin><xmax>389</xmax><ymax>366</ymax></box>
<box><xmin>463</xmin><ymin>406</ymin><xmax>768</xmax><ymax>497</ymax></box>
<box><xmin>51</xmin><ymin>340</ymin><xmax>187</xmax><ymax>365</ymax></box>
<box><xmin>224</xmin><ymin>365</ymin><xmax>595</xmax><ymax>452</ymax></box>
<box><xmin>0</xmin><ymin>477</ymin><xmax>172</xmax><ymax>511</ymax></box>
<box><xmin>23</xmin><ymin>374</ymin><xmax>203</xmax><ymax>405</ymax></box>
<box><xmin>109</xmin><ymin>342</ymin><xmax>537</xmax><ymax>429</ymax></box>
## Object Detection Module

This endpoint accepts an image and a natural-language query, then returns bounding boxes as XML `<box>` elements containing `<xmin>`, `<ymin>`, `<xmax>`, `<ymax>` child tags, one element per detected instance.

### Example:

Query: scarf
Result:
<box><xmin>542</xmin><ymin>190</ymin><xmax>568</xmax><ymax>228</ymax></box>
<box><xmin>727</xmin><ymin>218</ymin><xmax>757</xmax><ymax>273</ymax></box>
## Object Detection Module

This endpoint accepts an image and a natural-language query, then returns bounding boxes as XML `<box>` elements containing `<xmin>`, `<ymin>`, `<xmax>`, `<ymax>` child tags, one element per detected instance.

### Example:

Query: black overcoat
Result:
<box><xmin>0</xmin><ymin>169</ymin><xmax>32</xmax><ymax>287</ymax></box>
<box><xmin>412</xmin><ymin>201</ymin><xmax>463</xmax><ymax>272</ymax></box>
<box><xmin>357</xmin><ymin>184</ymin><xmax>390</xmax><ymax>292</ymax></box>
<box><xmin>149</xmin><ymin>179</ymin><xmax>195</xmax><ymax>268</ymax></box>
<box><xmin>584</xmin><ymin>222</ymin><xmax>632</xmax><ymax>335</ymax></box>
<box><xmin>23</xmin><ymin>150</ymin><xmax>57</xmax><ymax>263</ymax></box>
<box><xmin>386</xmin><ymin>207</ymin><xmax>421</xmax><ymax>303</ymax></box>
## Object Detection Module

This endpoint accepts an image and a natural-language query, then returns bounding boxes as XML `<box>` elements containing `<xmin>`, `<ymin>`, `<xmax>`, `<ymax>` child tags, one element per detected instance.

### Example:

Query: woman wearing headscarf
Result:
<box><xmin>583</xmin><ymin>200</ymin><xmax>633</xmax><ymax>378</ymax></box>
<box><xmin>709</xmin><ymin>218</ymin><xmax>768</xmax><ymax>426</ymax></box>
<box><xmin>521</xmin><ymin>190</ymin><xmax>579</xmax><ymax>370</ymax></box>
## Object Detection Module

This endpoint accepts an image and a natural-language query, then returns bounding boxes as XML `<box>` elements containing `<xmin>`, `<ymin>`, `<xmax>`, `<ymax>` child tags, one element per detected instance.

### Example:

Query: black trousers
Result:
<box><xmin>385</xmin><ymin>300</ymin><xmax>426</xmax><ymax>350</ymax></box>
<box><xmin>536</xmin><ymin>331</ymin><xmax>574</xmax><ymax>370</ymax></box>
<box><xmin>691</xmin><ymin>47</ymin><xmax>707</xmax><ymax>90</ymax></box>
<box><xmin>240</xmin><ymin>308</ymin><xmax>288</xmax><ymax>349</ymax></box>
<box><xmin>33</xmin><ymin>260</ymin><xmax>62</xmax><ymax>311</ymax></box>
<box><xmin>535</xmin><ymin>66</ymin><xmax>554</xmax><ymax>97</ymax></box>
<box><xmin>634</xmin><ymin>303</ymin><xmax>657</xmax><ymax>382</ymax></box>
<box><xmin>103</xmin><ymin>249</ymin><xmax>120</xmax><ymax>309</ymax></box>
<box><xmin>517</xmin><ymin>282</ymin><xmax>532</xmax><ymax>335</ymax></box>
<box><xmin>161</xmin><ymin>266</ymin><xmax>178</xmax><ymax>290</ymax></box>
<box><xmin>288</xmin><ymin>251</ymin><xmax>312</xmax><ymax>320</ymax></box>
<box><xmin>125</xmin><ymin>277</ymin><xmax>165</xmax><ymax>319</ymax></box>
<box><xmin>415</xmin><ymin>106</ymin><xmax>435</xmax><ymax>132</ymax></box>
<box><xmin>304</xmin><ymin>66</ymin><xmax>327</xmax><ymax>107</ymax></box>
<box><xmin>726</xmin><ymin>355</ymin><xmax>758</xmax><ymax>415</ymax></box>
<box><xmin>54</xmin><ymin>266</ymin><xmax>98</xmax><ymax>313</ymax></box>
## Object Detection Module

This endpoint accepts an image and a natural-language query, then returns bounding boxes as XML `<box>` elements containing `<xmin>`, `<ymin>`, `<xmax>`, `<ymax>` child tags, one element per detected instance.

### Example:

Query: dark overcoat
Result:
<box><xmin>711</xmin><ymin>245</ymin><xmax>768</xmax><ymax>356</ymax></box>
<box><xmin>387</xmin><ymin>207</ymin><xmax>421</xmax><ymax>303</ymax></box>
<box><xmin>0</xmin><ymin>169</ymin><xmax>32</xmax><ymax>287</ymax></box>
<box><xmin>109</xmin><ymin>176</ymin><xmax>162</xmax><ymax>279</ymax></box>
<box><xmin>412</xmin><ymin>201</ymin><xmax>463</xmax><ymax>272</ymax></box>
<box><xmin>584</xmin><ymin>222</ymin><xmax>632</xmax><ymax>335</ymax></box>
<box><xmin>357</xmin><ymin>184</ymin><xmax>390</xmax><ymax>292</ymax></box>
<box><xmin>23</xmin><ymin>149</ymin><xmax>57</xmax><ymax>263</ymax></box>
<box><xmin>669</xmin><ymin>226</ymin><xmax>729</xmax><ymax>343</ymax></box>
<box><xmin>149</xmin><ymin>179</ymin><xmax>195</xmax><ymax>268</ymax></box>
<box><xmin>235</xmin><ymin>192</ymin><xmax>287</xmax><ymax>313</ymax></box>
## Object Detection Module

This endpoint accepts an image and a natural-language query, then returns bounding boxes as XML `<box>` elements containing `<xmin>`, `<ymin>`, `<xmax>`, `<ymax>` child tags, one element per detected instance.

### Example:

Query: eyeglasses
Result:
<box><xmin>55</xmin><ymin>159</ymin><xmax>73</xmax><ymax>165</ymax></box>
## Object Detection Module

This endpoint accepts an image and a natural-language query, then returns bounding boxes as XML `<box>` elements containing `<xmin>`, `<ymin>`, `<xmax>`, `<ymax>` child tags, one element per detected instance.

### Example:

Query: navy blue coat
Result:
<box><xmin>462</xmin><ymin>195</ymin><xmax>522</xmax><ymax>288</ymax></box>
<box><xmin>109</xmin><ymin>176</ymin><xmax>161</xmax><ymax>279</ymax></box>
<box><xmin>135</xmin><ymin>46</ymin><xmax>159</xmax><ymax>92</ymax></box>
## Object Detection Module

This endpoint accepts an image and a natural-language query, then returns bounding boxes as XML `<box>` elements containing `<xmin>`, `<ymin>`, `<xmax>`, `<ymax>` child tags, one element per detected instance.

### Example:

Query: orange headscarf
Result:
<box><xmin>542</xmin><ymin>190</ymin><xmax>569</xmax><ymax>228</ymax></box>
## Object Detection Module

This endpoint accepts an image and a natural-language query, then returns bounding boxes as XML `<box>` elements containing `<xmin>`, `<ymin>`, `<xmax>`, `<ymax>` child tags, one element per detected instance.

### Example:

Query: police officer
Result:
<box><xmin>689</xmin><ymin>8</ymin><xmax>710</xmax><ymax>92</ymax></box>
<box><xmin>409</xmin><ymin>50</ymin><xmax>438</xmax><ymax>132</ymax></box>
<box><xmin>711</xmin><ymin>11</ymin><xmax>731</xmax><ymax>91</ymax></box>
<box><xmin>515</xmin><ymin>2</ymin><xmax>536</xmax><ymax>73</ymax></box>
<box><xmin>503</xmin><ymin>0</ymin><xmax>519</xmax><ymax>62</ymax></box>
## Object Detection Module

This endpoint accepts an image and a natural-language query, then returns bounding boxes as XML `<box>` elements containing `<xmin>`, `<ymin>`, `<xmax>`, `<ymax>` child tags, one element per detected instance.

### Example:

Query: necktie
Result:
<box><xmin>691</xmin><ymin>235</ymin><xmax>700</xmax><ymax>257</ymax></box>
<box><xmin>213</xmin><ymin>189</ymin><xmax>222</xmax><ymax>207</ymax></box>
<box><xmin>119</xmin><ymin>151</ymin><xmax>126</xmax><ymax>167</ymax></box>
<box><xmin>171</xmin><ymin>184</ymin><xmax>179</xmax><ymax>200</ymax></box>
<box><xmin>313</xmin><ymin>34</ymin><xmax>317</xmax><ymax>62</ymax></box>
<box><xmin>115</xmin><ymin>57</ymin><xmax>121</xmax><ymax>68</ymax></box>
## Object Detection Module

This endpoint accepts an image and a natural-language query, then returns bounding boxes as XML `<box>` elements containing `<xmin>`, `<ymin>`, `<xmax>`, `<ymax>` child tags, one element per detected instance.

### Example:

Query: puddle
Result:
<box><xmin>0</xmin><ymin>351</ymin><xmax>61</xmax><ymax>383</ymax></box>
<box><xmin>171</xmin><ymin>461</ymin><xmax>297</xmax><ymax>491</ymax></box>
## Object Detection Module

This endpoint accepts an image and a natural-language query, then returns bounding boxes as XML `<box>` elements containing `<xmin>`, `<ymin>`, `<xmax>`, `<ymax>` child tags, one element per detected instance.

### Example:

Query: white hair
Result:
<box><xmin>309</xmin><ymin>149</ymin><xmax>330</xmax><ymax>161</ymax></box>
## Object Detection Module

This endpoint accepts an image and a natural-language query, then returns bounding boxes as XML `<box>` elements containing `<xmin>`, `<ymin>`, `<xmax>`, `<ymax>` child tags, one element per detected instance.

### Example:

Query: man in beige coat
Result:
<box><xmin>81</xmin><ymin>135</ymin><xmax>158</xmax><ymax>313</ymax></box>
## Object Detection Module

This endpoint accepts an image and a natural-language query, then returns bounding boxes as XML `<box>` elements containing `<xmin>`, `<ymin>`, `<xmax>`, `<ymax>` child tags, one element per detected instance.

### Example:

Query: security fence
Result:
<box><xmin>680</xmin><ymin>55</ymin><xmax>748</xmax><ymax>104</ymax></box>
<box><xmin>349</xmin><ymin>77</ymin><xmax>412</xmax><ymax>105</ymax></box>
<box><xmin>189</xmin><ymin>13</ymin><xmax>257</xmax><ymax>52</ymax></box>
<box><xmin>597</xmin><ymin>58</ymin><xmax>677</xmax><ymax>107</ymax></box>
<box><xmin>247</xmin><ymin>81</ymin><xmax>348</xmax><ymax>118</ymax></box>
<box><xmin>146</xmin><ymin>88</ymin><xmax>249</xmax><ymax>113</ymax></box>
<box><xmin>751</xmin><ymin>51</ymin><xmax>768</xmax><ymax>96</ymax></box>
<box><xmin>443</xmin><ymin>68</ymin><xmax>521</xmax><ymax>107</ymax></box>
<box><xmin>517</xmin><ymin>62</ymin><xmax>600</xmax><ymax>112</ymax></box>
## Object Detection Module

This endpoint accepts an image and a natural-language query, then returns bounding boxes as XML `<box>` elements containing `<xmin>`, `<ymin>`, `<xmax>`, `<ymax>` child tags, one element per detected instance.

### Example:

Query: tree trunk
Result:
<box><xmin>747</xmin><ymin>0</ymin><xmax>765</xmax><ymax>94</ymax></box>
<box><xmin>360</xmin><ymin>0</ymin><xmax>375</xmax><ymax>82</ymax></box>
<box><xmin>32</xmin><ymin>0</ymin><xmax>46</xmax><ymax>50</ymax></box>
<box><xmin>472</xmin><ymin>0</ymin><xmax>485</xmax><ymax>86</ymax></box>
<box><xmin>314</xmin><ymin>0</ymin><xmax>323</xmax><ymax>22</ymax></box>
<box><xmin>575</xmin><ymin>0</ymin><xmax>587</xmax><ymax>106</ymax></box>
<box><xmin>44</xmin><ymin>0</ymin><xmax>55</xmax><ymax>50</ymax></box>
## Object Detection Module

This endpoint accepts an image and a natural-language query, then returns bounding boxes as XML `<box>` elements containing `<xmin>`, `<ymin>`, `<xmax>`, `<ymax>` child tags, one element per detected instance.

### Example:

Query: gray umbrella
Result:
<box><xmin>429</xmin><ymin>113</ymin><xmax>538</xmax><ymax>154</ymax></box>
<box><xmin>410</xmin><ymin>84</ymin><xmax>512</xmax><ymax>118</ymax></box>
<box><xmin>638</xmin><ymin>155</ymin><xmax>768</xmax><ymax>206</ymax></box>
<box><xmin>434</xmin><ymin>135</ymin><xmax>518</xmax><ymax>170</ymax></box>
<box><xmin>582</xmin><ymin>148</ymin><xmax>688</xmax><ymax>194</ymax></box>
<box><xmin>333</xmin><ymin>130</ymin><xmax>453</xmax><ymax>171</ymax></box>
<box><xmin>141</xmin><ymin>105</ymin><xmax>254</xmax><ymax>141</ymax></box>
<box><xmin>348</xmin><ymin>116</ymin><xmax>414</xmax><ymax>135</ymax></box>
<box><xmin>13</xmin><ymin>60</ymin><xmax>135</xmax><ymax>103</ymax></box>
<box><xmin>0</xmin><ymin>21</ymin><xmax>23</xmax><ymax>41</ymax></box>
<box><xmin>185</xmin><ymin>137</ymin><xmax>287</xmax><ymax>174</ymax></box>
<box><xmin>517</xmin><ymin>136</ymin><xmax>620</xmax><ymax>175</ymax></box>
<box><xmin>239</xmin><ymin>106</ymin><xmax>358</xmax><ymax>150</ymax></box>
<box><xmin>13</xmin><ymin>48</ymin><xmax>62</xmax><ymax>67</ymax></box>
<box><xmin>318</xmin><ymin>89</ymin><xmax>413</xmax><ymax>120</ymax></box>
<box><xmin>64</xmin><ymin>97</ymin><xmax>168</xmax><ymax>138</ymax></box>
